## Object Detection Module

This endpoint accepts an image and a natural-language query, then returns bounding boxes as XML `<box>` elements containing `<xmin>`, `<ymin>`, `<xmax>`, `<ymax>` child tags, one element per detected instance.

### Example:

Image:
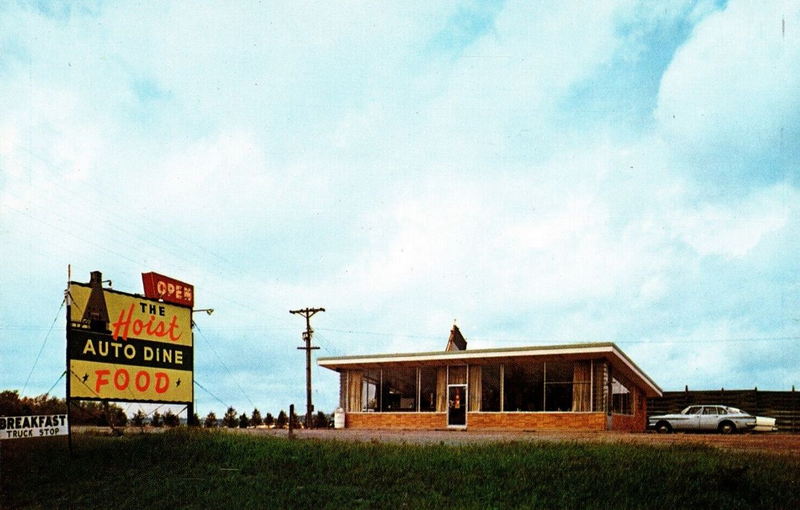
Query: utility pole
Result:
<box><xmin>290</xmin><ymin>307</ymin><xmax>325</xmax><ymax>429</ymax></box>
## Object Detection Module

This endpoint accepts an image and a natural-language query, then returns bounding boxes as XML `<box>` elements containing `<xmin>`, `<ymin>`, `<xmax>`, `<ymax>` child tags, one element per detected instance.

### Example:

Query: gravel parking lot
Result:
<box><xmin>243</xmin><ymin>427</ymin><xmax>800</xmax><ymax>456</ymax></box>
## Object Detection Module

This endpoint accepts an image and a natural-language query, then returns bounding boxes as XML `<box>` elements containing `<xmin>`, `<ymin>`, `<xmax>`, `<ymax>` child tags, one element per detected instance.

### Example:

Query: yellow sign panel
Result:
<box><xmin>69</xmin><ymin>360</ymin><xmax>193</xmax><ymax>402</ymax></box>
<box><xmin>68</xmin><ymin>283</ymin><xmax>191</xmax><ymax>346</ymax></box>
<box><xmin>67</xmin><ymin>278</ymin><xmax>193</xmax><ymax>403</ymax></box>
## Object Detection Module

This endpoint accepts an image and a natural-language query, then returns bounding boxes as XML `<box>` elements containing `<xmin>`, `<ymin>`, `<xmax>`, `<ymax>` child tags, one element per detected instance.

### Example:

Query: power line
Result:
<box><xmin>315</xmin><ymin>326</ymin><xmax>441</xmax><ymax>341</ymax></box>
<box><xmin>193</xmin><ymin>322</ymin><xmax>255</xmax><ymax>409</ymax></box>
<box><xmin>21</xmin><ymin>296</ymin><xmax>65</xmax><ymax>395</ymax></box>
<box><xmin>69</xmin><ymin>369</ymin><xmax>102</xmax><ymax>399</ymax></box>
<box><xmin>5</xmin><ymin>148</ymin><xmax>300</xmax><ymax>335</ymax></box>
<box><xmin>311</xmin><ymin>330</ymin><xmax>345</xmax><ymax>357</ymax></box>
<box><xmin>317</xmin><ymin>326</ymin><xmax>800</xmax><ymax>347</ymax></box>
<box><xmin>194</xmin><ymin>379</ymin><xmax>229</xmax><ymax>410</ymax></box>
<box><xmin>44</xmin><ymin>370</ymin><xmax>66</xmax><ymax>396</ymax></box>
<box><xmin>4</xmin><ymin>204</ymin><xmax>146</xmax><ymax>266</ymax></box>
<box><xmin>11</xmin><ymin>149</ymin><xmax>302</xmax><ymax>335</ymax></box>
<box><xmin>615</xmin><ymin>336</ymin><xmax>800</xmax><ymax>345</ymax></box>
<box><xmin>17</xmin><ymin>144</ymin><xmax>235</xmax><ymax>269</ymax></box>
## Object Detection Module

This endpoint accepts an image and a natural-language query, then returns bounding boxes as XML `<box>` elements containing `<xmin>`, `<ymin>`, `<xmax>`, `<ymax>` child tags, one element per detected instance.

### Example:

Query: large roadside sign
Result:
<box><xmin>67</xmin><ymin>272</ymin><xmax>193</xmax><ymax>404</ymax></box>
<box><xmin>0</xmin><ymin>415</ymin><xmax>68</xmax><ymax>440</ymax></box>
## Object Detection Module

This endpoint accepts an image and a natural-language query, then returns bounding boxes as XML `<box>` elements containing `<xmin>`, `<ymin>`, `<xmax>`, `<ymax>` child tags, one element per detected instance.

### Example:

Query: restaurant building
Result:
<box><xmin>318</xmin><ymin>326</ymin><xmax>662</xmax><ymax>431</ymax></box>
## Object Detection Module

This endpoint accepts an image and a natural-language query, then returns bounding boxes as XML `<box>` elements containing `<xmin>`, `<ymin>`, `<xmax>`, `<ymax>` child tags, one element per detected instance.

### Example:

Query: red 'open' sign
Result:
<box><xmin>142</xmin><ymin>272</ymin><xmax>194</xmax><ymax>308</ymax></box>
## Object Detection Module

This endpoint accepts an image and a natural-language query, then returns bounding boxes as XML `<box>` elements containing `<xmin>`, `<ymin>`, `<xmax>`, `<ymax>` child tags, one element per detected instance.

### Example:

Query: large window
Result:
<box><xmin>362</xmin><ymin>369</ymin><xmax>380</xmax><ymax>412</ymax></box>
<box><xmin>612</xmin><ymin>375</ymin><xmax>633</xmax><ymax>415</ymax></box>
<box><xmin>381</xmin><ymin>367</ymin><xmax>417</xmax><ymax>412</ymax></box>
<box><xmin>504</xmin><ymin>361</ymin><xmax>544</xmax><ymax>412</ymax></box>
<box><xmin>572</xmin><ymin>361</ymin><xmax>592</xmax><ymax>412</ymax></box>
<box><xmin>346</xmin><ymin>371</ymin><xmax>362</xmax><ymax>412</ymax></box>
<box><xmin>542</xmin><ymin>361</ymin><xmax>593</xmax><ymax>412</ymax></box>
<box><xmin>480</xmin><ymin>364</ymin><xmax>501</xmax><ymax>411</ymax></box>
<box><xmin>348</xmin><ymin>360</ymin><xmax>611</xmax><ymax>414</ymax></box>
<box><xmin>419</xmin><ymin>367</ymin><xmax>438</xmax><ymax>412</ymax></box>
<box><xmin>544</xmin><ymin>362</ymin><xmax>573</xmax><ymax>411</ymax></box>
<box><xmin>448</xmin><ymin>365</ymin><xmax>467</xmax><ymax>385</ymax></box>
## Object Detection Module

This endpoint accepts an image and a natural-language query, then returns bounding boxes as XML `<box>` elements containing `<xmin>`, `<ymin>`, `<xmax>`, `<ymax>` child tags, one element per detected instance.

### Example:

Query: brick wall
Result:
<box><xmin>468</xmin><ymin>412</ymin><xmax>607</xmax><ymax>431</ymax></box>
<box><xmin>344</xmin><ymin>412</ymin><xmax>607</xmax><ymax>431</ymax></box>
<box><xmin>346</xmin><ymin>412</ymin><xmax>447</xmax><ymax>429</ymax></box>
<box><xmin>611</xmin><ymin>413</ymin><xmax>644</xmax><ymax>432</ymax></box>
<box><xmin>611</xmin><ymin>391</ymin><xmax>647</xmax><ymax>432</ymax></box>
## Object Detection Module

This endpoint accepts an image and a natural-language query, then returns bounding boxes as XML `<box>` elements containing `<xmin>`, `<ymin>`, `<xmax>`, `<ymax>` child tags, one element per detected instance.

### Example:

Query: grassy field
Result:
<box><xmin>2</xmin><ymin>428</ymin><xmax>799</xmax><ymax>509</ymax></box>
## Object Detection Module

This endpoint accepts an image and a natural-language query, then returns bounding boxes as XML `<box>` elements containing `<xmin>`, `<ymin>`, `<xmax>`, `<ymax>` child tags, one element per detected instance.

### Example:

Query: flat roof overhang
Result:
<box><xmin>319</xmin><ymin>342</ymin><xmax>662</xmax><ymax>398</ymax></box>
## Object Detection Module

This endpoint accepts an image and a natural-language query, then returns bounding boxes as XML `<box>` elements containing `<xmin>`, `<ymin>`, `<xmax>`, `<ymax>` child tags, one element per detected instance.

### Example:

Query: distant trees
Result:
<box><xmin>314</xmin><ymin>411</ymin><xmax>330</xmax><ymax>428</ymax></box>
<box><xmin>0</xmin><ymin>391</ymin><xmax>322</xmax><ymax>433</ymax></box>
<box><xmin>194</xmin><ymin>406</ymin><xmax>334</xmax><ymax>430</ymax></box>
<box><xmin>0</xmin><ymin>390</ymin><xmax>134</xmax><ymax>427</ymax></box>
<box><xmin>99</xmin><ymin>401</ymin><xmax>128</xmax><ymax>429</ymax></box>
<box><xmin>72</xmin><ymin>401</ymin><xmax>124</xmax><ymax>427</ymax></box>
<box><xmin>131</xmin><ymin>410</ymin><xmax>147</xmax><ymax>430</ymax></box>
<box><xmin>0</xmin><ymin>391</ymin><xmax>64</xmax><ymax>416</ymax></box>
<box><xmin>164</xmin><ymin>409</ymin><xmax>180</xmax><ymax>427</ymax></box>
<box><xmin>275</xmin><ymin>410</ymin><xmax>288</xmax><ymax>429</ymax></box>
<box><xmin>0</xmin><ymin>390</ymin><xmax>26</xmax><ymax>415</ymax></box>
<box><xmin>222</xmin><ymin>407</ymin><xmax>238</xmax><ymax>428</ymax></box>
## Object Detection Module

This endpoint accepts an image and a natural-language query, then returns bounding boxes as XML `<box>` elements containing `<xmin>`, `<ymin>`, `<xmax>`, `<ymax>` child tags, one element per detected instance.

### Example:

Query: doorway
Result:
<box><xmin>447</xmin><ymin>384</ymin><xmax>467</xmax><ymax>428</ymax></box>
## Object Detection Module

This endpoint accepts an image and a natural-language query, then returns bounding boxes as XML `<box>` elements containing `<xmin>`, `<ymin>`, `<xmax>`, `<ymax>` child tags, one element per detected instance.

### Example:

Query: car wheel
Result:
<box><xmin>656</xmin><ymin>421</ymin><xmax>672</xmax><ymax>434</ymax></box>
<box><xmin>718</xmin><ymin>421</ymin><xmax>736</xmax><ymax>434</ymax></box>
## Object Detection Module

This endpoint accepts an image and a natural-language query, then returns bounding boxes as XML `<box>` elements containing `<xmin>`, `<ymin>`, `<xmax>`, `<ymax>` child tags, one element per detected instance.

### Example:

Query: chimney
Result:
<box><xmin>445</xmin><ymin>324</ymin><xmax>467</xmax><ymax>351</ymax></box>
<box><xmin>82</xmin><ymin>271</ymin><xmax>110</xmax><ymax>333</ymax></box>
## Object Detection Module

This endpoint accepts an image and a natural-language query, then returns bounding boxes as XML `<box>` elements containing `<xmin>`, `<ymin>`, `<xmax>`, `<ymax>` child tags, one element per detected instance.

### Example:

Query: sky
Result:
<box><xmin>1</xmin><ymin>0</ymin><xmax>799</xmax><ymax>419</ymax></box>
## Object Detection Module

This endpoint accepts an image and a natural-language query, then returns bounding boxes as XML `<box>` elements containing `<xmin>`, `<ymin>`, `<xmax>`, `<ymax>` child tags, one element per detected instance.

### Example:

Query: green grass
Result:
<box><xmin>2</xmin><ymin>429</ymin><xmax>799</xmax><ymax>509</ymax></box>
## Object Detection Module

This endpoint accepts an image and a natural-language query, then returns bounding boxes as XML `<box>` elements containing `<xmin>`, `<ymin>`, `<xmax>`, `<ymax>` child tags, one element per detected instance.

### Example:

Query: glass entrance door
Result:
<box><xmin>447</xmin><ymin>384</ymin><xmax>467</xmax><ymax>428</ymax></box>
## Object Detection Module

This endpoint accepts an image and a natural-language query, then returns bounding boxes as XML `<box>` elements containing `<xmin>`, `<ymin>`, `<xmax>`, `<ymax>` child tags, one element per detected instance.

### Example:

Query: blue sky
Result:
<box><xmin>1</xmin><ymin>0</ymin><xmax>799</xmax><ymax>418</ymax></box>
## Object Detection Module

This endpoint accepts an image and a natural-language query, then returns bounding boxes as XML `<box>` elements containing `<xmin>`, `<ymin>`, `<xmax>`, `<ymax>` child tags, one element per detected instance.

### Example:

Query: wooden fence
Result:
<box><xmin>647</xmin><ymin>387</ymin><xmax>799</xmax><ymax>433</ymax></box>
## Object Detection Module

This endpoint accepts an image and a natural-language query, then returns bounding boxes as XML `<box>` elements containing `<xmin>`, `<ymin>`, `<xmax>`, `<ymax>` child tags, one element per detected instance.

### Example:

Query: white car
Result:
<box><xmin>648</xmin><ymin>405</ymin><xmax>777</xmax><ymax>434</ymax></box>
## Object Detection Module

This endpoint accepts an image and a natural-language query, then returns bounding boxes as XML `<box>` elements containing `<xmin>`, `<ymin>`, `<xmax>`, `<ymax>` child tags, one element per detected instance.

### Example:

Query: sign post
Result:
<box><xmin>65</xmin><ymin>281</ymin><xmax>73</xmax><ymax>454</ymax></box>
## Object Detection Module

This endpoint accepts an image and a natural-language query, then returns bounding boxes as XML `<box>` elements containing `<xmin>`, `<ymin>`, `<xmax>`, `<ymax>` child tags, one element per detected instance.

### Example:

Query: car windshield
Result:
<box><xmin>681</xmin><ymin>406</ymin><xmax>702</xmax><ymax>415</ymax></box>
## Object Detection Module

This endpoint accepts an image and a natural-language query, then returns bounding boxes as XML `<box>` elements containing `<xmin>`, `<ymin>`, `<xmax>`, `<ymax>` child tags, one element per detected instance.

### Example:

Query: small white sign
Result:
<box><xmin>0</xmin><ymin>414</ymin><xmax>68</xmax><ymax>440</ymax></box>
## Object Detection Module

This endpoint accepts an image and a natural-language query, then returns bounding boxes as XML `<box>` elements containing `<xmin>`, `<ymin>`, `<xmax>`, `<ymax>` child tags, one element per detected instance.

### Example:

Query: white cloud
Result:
<box><xmin>673</xmin><ymin>184</ymin><xmax>793</xmax><ymax>259</ymax></box>
<box><xmin>655</xmin><ymin>0</ymin><xmax>800</xmax><ymax>168</ymax></box>
<box><xmin>152</xmin><ymin>130</ymin><xmax>271</xmax><ymax>224</ymax></box>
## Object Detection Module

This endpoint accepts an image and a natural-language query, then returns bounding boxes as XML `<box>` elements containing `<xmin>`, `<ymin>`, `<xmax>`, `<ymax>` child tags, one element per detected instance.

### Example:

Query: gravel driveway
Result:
<box><xmin>239</xmin><ymin>427</ymin><xmax>800</xmax><ymax>455</ymax></box>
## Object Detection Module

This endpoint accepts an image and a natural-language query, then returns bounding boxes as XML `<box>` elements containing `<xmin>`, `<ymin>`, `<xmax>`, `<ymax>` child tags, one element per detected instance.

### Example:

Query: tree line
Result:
<box><xmin>0</xmin><ymin>390</ymin><xmax>331</xmax><ymax>430</ymax></box>
<box><xmin>200</xmin><ymin>407</ymin><xmax>331</xmax><ymax>429</ymax></box>
<box><xmin>0</xmin><ymin>390</ymin><xmax>127</xmax><ymax>427</ymax></box>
